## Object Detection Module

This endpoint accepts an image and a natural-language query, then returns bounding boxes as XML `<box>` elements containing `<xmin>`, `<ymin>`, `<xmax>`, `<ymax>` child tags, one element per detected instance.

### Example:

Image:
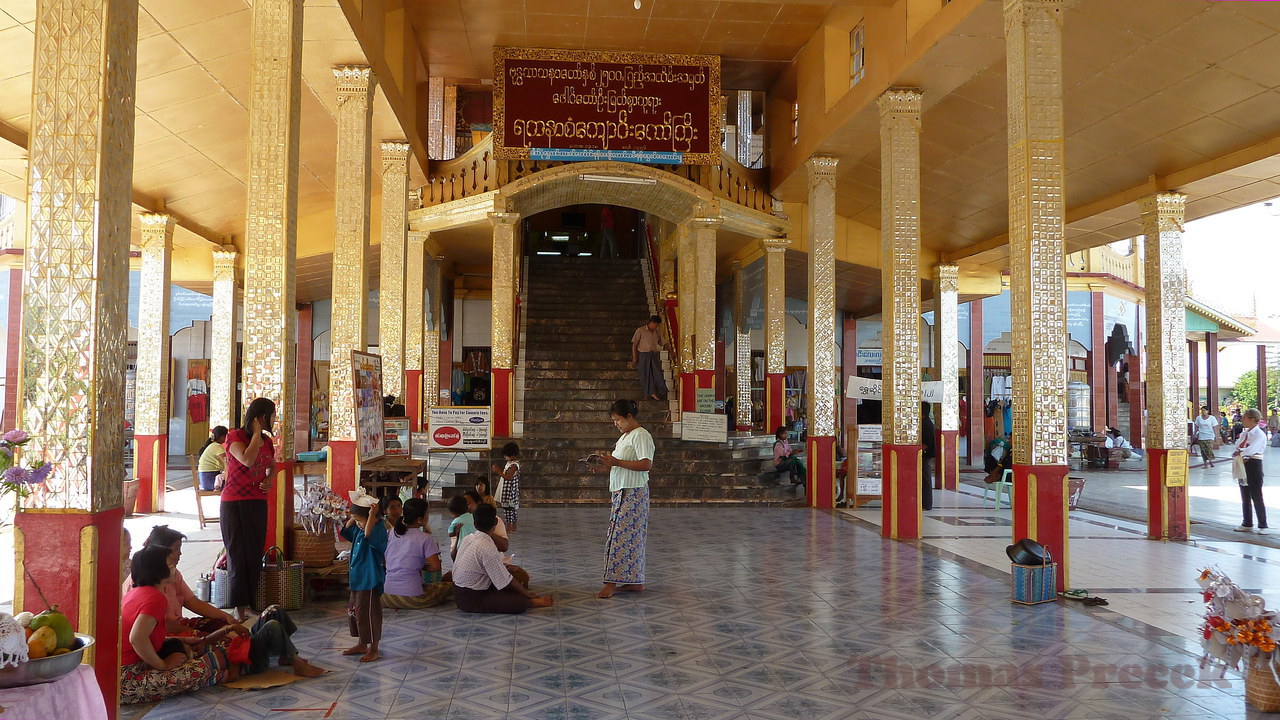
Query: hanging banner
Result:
<box><xmin>847</xmin><ymin>376</ymin><xmax>882</xmax><ymax>400</ymax></box>
<box><xmin>493</xmin><ymin>47</ymin><xmax>721</xmax><ymax>165</ymax></box>
<box><xmin>351</xmin><ymin>351</ymin><xmax>386</xmax><ymax>463</ymax></box>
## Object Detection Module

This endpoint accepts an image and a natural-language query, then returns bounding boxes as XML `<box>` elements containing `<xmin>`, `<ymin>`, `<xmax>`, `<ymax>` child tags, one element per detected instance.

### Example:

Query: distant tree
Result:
<box><xmin>1226</xmin><ymin>369</ymin><xmax>1280</xmax><ymax>411</ymax></box>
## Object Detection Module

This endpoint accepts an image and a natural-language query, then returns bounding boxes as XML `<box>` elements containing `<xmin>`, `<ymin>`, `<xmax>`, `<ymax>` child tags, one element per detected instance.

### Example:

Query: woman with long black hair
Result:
<box><xmin>595</xmin><ymin>398</ymin><xmax>654</xmax><ymax>599</ymax></box>
<box><xmin>197</xmin><ymin>425</ymin><xmax>229</xmax><ymax>491</ymax></box>
<box><xmin>221</xmin><ymin>398</ymin><xmax>277</xmax><ymax>620</ymax></box>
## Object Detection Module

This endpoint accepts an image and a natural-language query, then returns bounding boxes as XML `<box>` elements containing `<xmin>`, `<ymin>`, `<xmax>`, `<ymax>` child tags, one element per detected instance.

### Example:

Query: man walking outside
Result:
<box><xmin>630</xmin><ymin>314</ymin><xmax>668</xmax><ymax>401</ymax></box>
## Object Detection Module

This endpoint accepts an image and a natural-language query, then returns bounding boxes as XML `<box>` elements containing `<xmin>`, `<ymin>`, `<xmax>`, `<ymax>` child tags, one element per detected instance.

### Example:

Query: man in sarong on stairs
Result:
<box><xmin>630</xmin><ymin>314</ymin><xmax>669</xmax><ymax>402</ymax></box>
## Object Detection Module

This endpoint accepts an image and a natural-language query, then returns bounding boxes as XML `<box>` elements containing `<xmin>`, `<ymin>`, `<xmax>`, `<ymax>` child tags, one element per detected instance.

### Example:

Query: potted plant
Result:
<box><xmin>1198</xmin><ymin>567</ymin><xmax>1279</xmax><ymax>712</ymax></box>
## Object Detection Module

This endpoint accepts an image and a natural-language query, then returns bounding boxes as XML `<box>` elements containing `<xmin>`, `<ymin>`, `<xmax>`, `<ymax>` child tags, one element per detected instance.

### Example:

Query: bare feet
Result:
<box><xmin>292</xmin><ymin>658</ymin><xmax>326</xmax><ymax>677</ymax></box>
<box><xmin>529</xmin><ymin>595</ymin><xmax>554</xmax><ymax>608</ymax></box>
<box><xmin>618</xmin><ymin>584</ymin><xmax>644</xmax><ymax>593</ymax></box>
<box><xmin>341</xmin><ymin>644</ymin><xmax>368</xmax><ymax>656</ymax></box>
<box><xmin>359</xmin><ymin>647</ymin><xmax>380</xmax><ymax>663</ymax></box>
<box><xmin>596</xmin><ymin>583</ymin><xmax>617</xmax><ymax>599</ymax></box>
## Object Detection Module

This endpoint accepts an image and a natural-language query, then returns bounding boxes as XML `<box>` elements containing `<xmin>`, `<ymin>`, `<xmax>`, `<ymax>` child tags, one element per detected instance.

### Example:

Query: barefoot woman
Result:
<box><xmin>596</xmin><ymin>399</ymin><xmax>653</xmax><ymax>599</ymax></box>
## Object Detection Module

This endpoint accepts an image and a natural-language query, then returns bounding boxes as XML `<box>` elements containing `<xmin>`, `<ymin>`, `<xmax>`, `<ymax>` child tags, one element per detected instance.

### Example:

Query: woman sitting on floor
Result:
<box><xmin>382</xmin><ymin>498</ymin><xmax>453</xmax><ymax>609</ymax></box>
<box><xmin>122</xmin><ymin>525</ymin><xmax>241</xmax><ymax>636</ymax></box>
<box><xmin>453</xmin><ymin>504</ymin><xmax>553</xmax><ymax>614</ymax></box>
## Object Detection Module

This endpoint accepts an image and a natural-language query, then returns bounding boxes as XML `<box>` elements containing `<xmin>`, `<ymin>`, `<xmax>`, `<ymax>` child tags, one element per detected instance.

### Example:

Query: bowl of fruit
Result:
<box><xmin>0</xmin><ymin>608</ymin><xmax>94</xmax><ymax>688</ymax></box>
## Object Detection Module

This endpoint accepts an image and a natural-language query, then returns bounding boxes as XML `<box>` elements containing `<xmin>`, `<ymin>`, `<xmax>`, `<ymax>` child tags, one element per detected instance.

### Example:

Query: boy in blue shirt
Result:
<box><xmin>341</xmin><ymin>498</ymin><xmax>388</xmax><ymax>662</ymax></box>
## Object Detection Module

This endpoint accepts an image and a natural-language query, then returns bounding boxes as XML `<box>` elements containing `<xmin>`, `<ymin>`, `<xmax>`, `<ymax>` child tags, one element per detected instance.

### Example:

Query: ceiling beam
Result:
<box><xmin>1</xmin><ymin>119</ymin><xmax>222</xmax><ymax>248</ymax></box>
<box><xmin>942</xmin><ymin>132</ymin><xmax>1280</xmax><ymax>266</ymax></box>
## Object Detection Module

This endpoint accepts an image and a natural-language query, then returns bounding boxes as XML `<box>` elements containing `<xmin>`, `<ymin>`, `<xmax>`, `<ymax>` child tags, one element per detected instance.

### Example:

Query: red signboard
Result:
<box><xmin>493</xmin><ymin>47</ymin><xmax>721</xmax><ymax>165</ymax></box>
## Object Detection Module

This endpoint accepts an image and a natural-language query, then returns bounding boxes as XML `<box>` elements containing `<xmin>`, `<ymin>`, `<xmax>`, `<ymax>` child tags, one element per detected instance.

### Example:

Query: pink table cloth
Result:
<box><xmin>0</xmin><ymin>664</ymin><xmax>109</xmax><ymax>720</ymax></box>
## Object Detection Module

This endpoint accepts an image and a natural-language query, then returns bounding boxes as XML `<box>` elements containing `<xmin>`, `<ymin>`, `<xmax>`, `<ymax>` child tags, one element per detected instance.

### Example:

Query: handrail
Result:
<box><xmin>695</xmin><ymin>152</ymin><xmax>772</xmax><ymax>214</ymax></box>
<box><xmin>422</xmin><ymin>134</ymin><xmax>498</xmax><ymax>206</ymax></box>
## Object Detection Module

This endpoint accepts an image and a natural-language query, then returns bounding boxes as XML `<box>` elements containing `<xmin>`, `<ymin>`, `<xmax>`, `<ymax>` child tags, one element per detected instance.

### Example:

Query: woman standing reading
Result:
<box><xmin>596</xmin><ymin>399</ymin><xmax>654</xmax><ymax>599</ymax></box>
<box><xmin>222</xmin><ymin>398</ymin><xmax>277</xmax><ymax>620</ymax></box>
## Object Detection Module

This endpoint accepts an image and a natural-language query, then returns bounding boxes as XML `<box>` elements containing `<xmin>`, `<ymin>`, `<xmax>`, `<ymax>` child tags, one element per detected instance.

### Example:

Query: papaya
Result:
<box><xmin>28</xmin><ymin>626</ymin><xmax>56</xmax><ymax>656</ymax></box>
<box><xmin>29</xmin><ymin>609</ymin><xmax>74</xmax><ymax>650</ymax></box>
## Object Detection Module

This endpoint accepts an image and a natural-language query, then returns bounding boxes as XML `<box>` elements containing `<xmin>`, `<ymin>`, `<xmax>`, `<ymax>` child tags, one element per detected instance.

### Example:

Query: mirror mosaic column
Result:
<box><xmin>132</xmin><ymin>212</ymin><xmax>174</xmax><ymax>514</ymax></box>
<box><xmin>805</xmin><ymin>155</ymin><xmax>839</xmax><ymax>509</ymax></box>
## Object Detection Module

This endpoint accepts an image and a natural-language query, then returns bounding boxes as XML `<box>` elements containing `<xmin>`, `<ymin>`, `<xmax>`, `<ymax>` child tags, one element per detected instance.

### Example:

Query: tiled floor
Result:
<box><xmin>131</xmin><ymin>503</ymin><xmax>1272</xmax><ymax>720</ymax></box>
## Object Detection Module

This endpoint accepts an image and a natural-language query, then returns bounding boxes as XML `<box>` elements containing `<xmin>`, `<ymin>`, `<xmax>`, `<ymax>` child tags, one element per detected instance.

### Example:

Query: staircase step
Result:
<box><xmin>524</xmin><ymin>374</ymin><xmax>643</xmax><ymax>386</ymax></box>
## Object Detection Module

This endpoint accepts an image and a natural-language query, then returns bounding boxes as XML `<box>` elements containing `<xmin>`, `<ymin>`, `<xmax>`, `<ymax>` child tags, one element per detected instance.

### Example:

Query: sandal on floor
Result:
<box><xmin>1060</xmin><ymin>589</ymin><xmax>1108</xmax><ymax>606</ymax></box>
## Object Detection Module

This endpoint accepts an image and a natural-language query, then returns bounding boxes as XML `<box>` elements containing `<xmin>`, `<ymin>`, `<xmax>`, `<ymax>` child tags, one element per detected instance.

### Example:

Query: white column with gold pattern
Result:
<box><xmin>805</xmin><ymin>155</ymin><xmax>839</xmax><ymax>509</ymax></box>
<box><xmin>211</xmin><ymin>246</ymin><xmax>239</xmax><ymax>430</ymax></box>
<box><xmin>379</xmin><ymin>141</ymin><xmax>410</xmax><ymax>400</ymax></box>
<box><xmin>133</xmin><ymin>212</ymin><xmax>174</xmax><ymax>513</ymax></box>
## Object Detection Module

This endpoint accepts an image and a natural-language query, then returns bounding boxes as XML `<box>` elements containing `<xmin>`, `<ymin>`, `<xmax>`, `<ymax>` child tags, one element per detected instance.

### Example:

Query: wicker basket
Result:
<box><xmin>290</xmin><ymin>527</ymin><xmax>336</xmax><ymax>568</ymax></box>
<box><xmin>1246</xmin><ymin>663</ymin><xmax>1280</xmax><ymax>713</ymax></box>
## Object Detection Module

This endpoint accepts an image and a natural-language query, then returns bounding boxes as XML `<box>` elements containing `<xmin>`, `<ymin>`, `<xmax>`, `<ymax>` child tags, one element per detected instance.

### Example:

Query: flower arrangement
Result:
<box><xmin>0</xmin><ymin>430</ymin><xmax>51</xmax><ymax>500</ymax></box>
<box><xmin>1198</xmin><ymin>567</ymin><xmax>1278</xmax><ymax>676</ymax></box>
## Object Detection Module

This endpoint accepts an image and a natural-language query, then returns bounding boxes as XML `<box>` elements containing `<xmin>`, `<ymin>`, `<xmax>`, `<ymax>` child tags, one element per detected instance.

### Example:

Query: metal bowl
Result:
<box><xmin>0</xmin><ymin>633</ymin><xmax>95</xmax><ymax>688</ymax></box>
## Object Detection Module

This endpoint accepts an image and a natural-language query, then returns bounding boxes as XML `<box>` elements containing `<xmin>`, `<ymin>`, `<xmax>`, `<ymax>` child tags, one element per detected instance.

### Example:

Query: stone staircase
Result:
<box><xmin>469</xmin><ymin>256</ymin><xmax>797</xmax><ymax>505</ymax></box>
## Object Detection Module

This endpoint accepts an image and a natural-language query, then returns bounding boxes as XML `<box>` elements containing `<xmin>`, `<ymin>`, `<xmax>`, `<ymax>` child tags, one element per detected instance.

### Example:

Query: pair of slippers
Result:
<box><xmin>1060</xmin><ymin>589</ymin><xmax>1109</xmax><ymax>606</ymax></box>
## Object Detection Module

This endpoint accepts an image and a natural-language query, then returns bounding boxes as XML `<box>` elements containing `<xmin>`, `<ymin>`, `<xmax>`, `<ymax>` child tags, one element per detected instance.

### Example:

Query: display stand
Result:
<box><xmin>849</xmin><ymin>423</ymin><xmax>883</xmax><ymax>509</ymax></box>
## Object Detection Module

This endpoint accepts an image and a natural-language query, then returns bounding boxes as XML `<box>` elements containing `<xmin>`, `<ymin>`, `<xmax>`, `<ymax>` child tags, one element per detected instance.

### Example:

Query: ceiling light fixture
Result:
<box><xmin>634</xmin><ymin>0</ymin><xmax>642</xmax><ymax>9</ymax></box>
<box><xmin>579</xmin><ymin>173</ymin><xmax>656</xmax><ymax>185</ymax></box>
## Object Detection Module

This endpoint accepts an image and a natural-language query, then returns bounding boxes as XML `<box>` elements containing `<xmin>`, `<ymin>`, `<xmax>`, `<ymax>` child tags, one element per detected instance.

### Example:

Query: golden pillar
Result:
<box><xmin>404</xmin><ymin>231</ymin><xmax>426</xmax><ymax>429</ymax></box>
<box><xmin>379</xmin><ymin>141</ymin><xmax>410</xmax><ymax>400</ymax></box>
<box><xmin>443</xmin><ymin>84</ymin><xmax>457</xmax><ymax>159</ymax></box>
<box><xmin>491</xmin><ymin>212</ymin><xmax>520</xmax><ymax>436</ymax></box>
<box><xmin>762</xmin><ymin>237</ymin><xmax>789</xmax><ymax>433</ymax></box>
<box><xmin>806</xmin><ymin>155</ymin><xmax>839</xmax><ymax>509</ymax></box>
<box><xmin>934</xmin><ymin>264</ymin><xmax>961</xmax><ymax>492</ymax></box>
<box><xmin>133</xmin><ymin>212</ymin><xmax>174</xmax><ymax>514</ymax></box>
<box><xmin>877</xmin><ymin>89</ymin><xmax>924</xmax><ymax>536</ymax></box>
<box><xmin>427</xmin><ymin>77</ymin><xmax>444</xmax><ymax>160</ymax></box>
<box><xmin>16</xmin><ymin>0</ymin><xmax>137</xmax><ymax>708</ymax></box>
<box><xmin>1140</xmin><ymin>192</ymin><xmax>1190</xmax><ymax>540</ymax></box>
<box><xmin>1006</xmin><ymin>0</ymin><xmax>1070</xmax><ymax>590</ymax></box>
<box><xmin>326</xmin><ymin>65</ymin><xmax>375</xmax><ymax>495</ymax></box>
<box><xmin>210</xmin><ymin>247</ymin><xmax>239</xmax><ymax>430</ymax></box>
<box><xmin>732</xmin><ymin>260</ymin><xmax>751</xmax><ymax>431</ymax></box>
<box><xmin>242</xmin><ymin>0</ymin><xmax>303</xmax><ymax>553</ymax></box>
<box><xmin>691</xmin><ymin>213</ymin><xmax>720</xmax><ymax>379</ymax></box>
<box><xmin>424</xmin><ymin>254</ymin><xmax>443</xmax><ymax>414</ymax></box>
<box><xmin>676</xmin><ymin>223</ymin><xmax>696</xmax><ymax>409</ymax></box>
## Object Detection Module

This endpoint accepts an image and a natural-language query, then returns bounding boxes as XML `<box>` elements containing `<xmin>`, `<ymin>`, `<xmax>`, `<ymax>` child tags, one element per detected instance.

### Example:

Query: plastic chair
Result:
<box><xmin>983</xmin><ymin>469</ymin><xmax>1013</xmax><ymax>510</ymax></box>
<box><xmin>189</xmin><ymin>454</ymin><xmax>221</xmax><ymax>530</ymax></box>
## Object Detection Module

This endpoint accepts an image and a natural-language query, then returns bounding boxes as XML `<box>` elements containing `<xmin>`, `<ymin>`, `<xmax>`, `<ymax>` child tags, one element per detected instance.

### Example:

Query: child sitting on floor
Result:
<box><xmin>447</xmin><ymin>494</ymin><xmax>475</xmax><ymax>561</ymax></box>
<box><xmin>341</xmin><ymin>496</ymin><xmax>387</xmax><ymax>663</ymax></box>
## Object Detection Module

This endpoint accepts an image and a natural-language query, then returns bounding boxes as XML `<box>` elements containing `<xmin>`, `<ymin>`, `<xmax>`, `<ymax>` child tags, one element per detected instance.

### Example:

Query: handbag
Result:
<box><xmin>255</xmin><ymin>546</ymin><xmax>304</xmax><ymax>611</ymax></box>
<box><xmin>1233</xmin><ymin>454</ymin><xmax>1247</xmax><ymax>483</ymax></box>
<box><xmin>211</xmin><ymin>551</ymin><xmax>231</xmax><ymax>609</ymax></box>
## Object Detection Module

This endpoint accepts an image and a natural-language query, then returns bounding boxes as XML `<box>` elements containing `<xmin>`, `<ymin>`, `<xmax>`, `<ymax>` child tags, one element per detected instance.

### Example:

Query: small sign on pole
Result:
<box><xmin>426</xmin><ymin>406</ymin><xmax>492</xmax><ymax>450</ymax></box>
<box><xmin>846</xmin><ymin>376</ymin><xmax>882</xmax><ymax>400</ymax></box>
<box><xmin>695</xmin><ymin>388</ymin><xmax>716</xmax><ymax>413</ymax></box>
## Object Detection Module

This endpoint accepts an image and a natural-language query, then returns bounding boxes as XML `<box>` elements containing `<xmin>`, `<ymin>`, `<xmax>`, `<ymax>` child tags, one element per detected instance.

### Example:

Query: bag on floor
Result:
<box><xmin>1271</xmin><ymin>434</ymin><xmax>1280</xmax><ymax>448</ymax></box>
<box><xmin>255</xmin><ymin>546</ymin><xmax>304</xmax><ymax>611</ymax></box>
<box><xmin>211</xmin><ymin>551</ymin><xmax>231</xmax><ymax>609</ymax></box>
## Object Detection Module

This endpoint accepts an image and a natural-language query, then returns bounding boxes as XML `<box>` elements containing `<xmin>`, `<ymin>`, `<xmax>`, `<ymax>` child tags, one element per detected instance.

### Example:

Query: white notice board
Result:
<box><xmin>680</xmin><ymin>411</ymin><xmax>727</xmax><ymax>443</ymax></box>
<box><xmin>427</xmin><ymin>406</ymin><xmax>492</xmax><ymax>450</ymax></box>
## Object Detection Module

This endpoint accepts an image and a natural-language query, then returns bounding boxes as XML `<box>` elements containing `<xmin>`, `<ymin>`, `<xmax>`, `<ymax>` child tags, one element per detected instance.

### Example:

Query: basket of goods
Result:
<box><xmin>292</xmin><ymin>486</ymin><xmax>348</xmax><ymax>567</ymax></box>
<box><xmin>1197</xmin><ymin>567</ymin><xmax>1280</xmax><ymax>712</ymax></box>
<box><xmin>0</xmin><ymin>570</ymin><xmax>95</xmax><ymax>688</ymax></box>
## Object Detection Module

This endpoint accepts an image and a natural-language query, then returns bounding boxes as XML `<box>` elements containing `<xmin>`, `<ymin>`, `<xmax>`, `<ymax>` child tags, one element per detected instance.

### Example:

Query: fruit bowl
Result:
<box><xmin>0</xmin><ymin>633</ymin><xmax>94</xmax><ymax>688</ymax></box>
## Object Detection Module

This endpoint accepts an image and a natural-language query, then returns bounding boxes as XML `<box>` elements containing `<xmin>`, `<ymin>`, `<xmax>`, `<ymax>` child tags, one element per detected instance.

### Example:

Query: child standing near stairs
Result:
<box><xmin>491</xmin><ymin>442</ymin><xmax>522</xmax><ymax>532</ymax></box>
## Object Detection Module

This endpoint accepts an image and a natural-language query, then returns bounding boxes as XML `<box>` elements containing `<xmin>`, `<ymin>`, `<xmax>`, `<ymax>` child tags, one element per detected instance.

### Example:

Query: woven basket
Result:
<box><xmin>291</xmin><ymin>528</ymin><xmax>336</xmax><ymax>568</ymax></box>
<box><xmin>1246</xmin><ymin>663</ymin><xmax>1280</xmax><ymax>713</ymax></box>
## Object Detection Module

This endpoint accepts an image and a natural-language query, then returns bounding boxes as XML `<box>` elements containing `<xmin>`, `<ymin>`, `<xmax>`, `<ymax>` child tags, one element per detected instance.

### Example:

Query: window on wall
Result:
<box><xmin>850</xmin><ymin>22</ymin><xmax>866</xmax><ymax>86</ymax></box>
<box><xmin>791</xmin><ymin>102</ymin><xmax>799</xmax><ymax>145</ymax></box>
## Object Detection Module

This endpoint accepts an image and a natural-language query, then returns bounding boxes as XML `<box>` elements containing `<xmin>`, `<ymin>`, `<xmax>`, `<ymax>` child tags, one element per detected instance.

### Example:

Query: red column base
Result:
<box><xmin>15</xmin><ymin>507</ymin><xmax>124</xmax><ymax>716</ymax></box>
<box><xmin>806</xmin><ymin>435</ymin><xmax>836</xmax><ymax>508</ymax></box>
<box><xmin>405</xmin><ymin>369</ymin><xmax>423</xmax><ymax>432</ymax></box>
<box><xmin>328</xmin><ymin>439</ymin><xmax>358</xmax><ymax>497</ymax></box>
<box><xmin>938</xmin><ymin>430</ymin><xmax>960</xmax><ymax>491</ymax></box>
<box><xmin>492</xmin><ymin>367</ymin><xmax>514</xmax><ymax>438</ymax></box>
<box><xmin>765</xmin><ymin>373</ymin><xmax>785</xmax><ymax>432</ymax></box>
<box><xmin>268</xmin><ymin>460</ymin><xmax>295</xmax><ymax>554</ymax></box>
<box><xmin>679</xmin><ymin>372</ymin><xmax>696</xmax><ymax>412</ymax></box>
<box><xmin>134</xmin><ymin>434</ymin><xmax>168</xmax><ymax>514</ymax></box>
<box><xmin>1012</xmin><ymin>463</ymin><xmax>1070</xmax><ymax>592</ymax></box>
<box><xmin>1146</xmin><ymin>448</ymin><xmax>1190</xmax><ymax>540</ymax></box>
<box><xmin>881</xmin><ymin>443</ymin><xmax>922</xmax><ymax>539</ymax></box>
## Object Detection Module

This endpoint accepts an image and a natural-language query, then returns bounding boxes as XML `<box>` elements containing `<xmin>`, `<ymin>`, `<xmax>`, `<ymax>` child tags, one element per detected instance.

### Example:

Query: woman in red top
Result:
<box><xmin>120</xmin><ymin>546</ymin><xmax>236</xmax><ymax>704</ymax></box>
<box><xmin>222</xmin><ymin>397</ymin><xmax>277</xmax><ymax>620</ymax></box>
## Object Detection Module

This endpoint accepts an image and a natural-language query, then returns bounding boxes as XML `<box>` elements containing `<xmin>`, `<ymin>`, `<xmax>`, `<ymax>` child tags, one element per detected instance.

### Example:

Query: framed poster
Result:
<box><xmin>493</xmin><ymin>47</ymin><xmax>721</xmax><ymax>165</ymax></box>
<box><xmin>384</xmin><ymin>419</ymin><xmax>411</xmax><ymax>457</ymax></box>
<box><xmin>352</xmin><ymin>351</ymin><xmax>385</xmax><ymax>463</ymax></box>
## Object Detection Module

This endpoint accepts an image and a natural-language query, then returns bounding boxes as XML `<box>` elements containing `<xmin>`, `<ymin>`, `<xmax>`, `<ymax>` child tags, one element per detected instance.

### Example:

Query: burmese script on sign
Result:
<box><xmin>494</xmin><ymin>48</ymin><xmax>721</xmax><ymax>164</ymax></box>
